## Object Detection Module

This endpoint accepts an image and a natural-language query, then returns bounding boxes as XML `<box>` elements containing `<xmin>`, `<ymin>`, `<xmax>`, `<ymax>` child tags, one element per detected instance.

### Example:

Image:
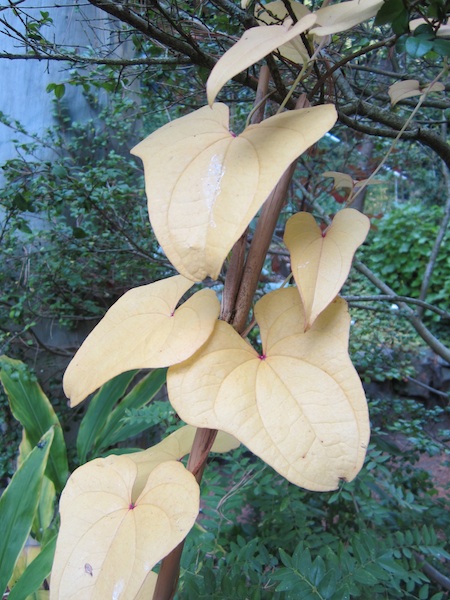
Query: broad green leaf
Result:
<box><xmin>131</xmin><ymin>104</ymin><xmax>337</xmax><ymax>282</ymax></box>
<box><xmin>128</xmin><ymin>426</ymin><xmax>239</xmax><ymax>501</ymax></box>
<box><xmin>168</xmin><ymin>288</ymin><xmax>370</xmax><ymax>491</ymax></box>
<box><xmin>31</xmin><ymin>475</ymin><xmax>56</xmax><ymax>541</ymax></box>
<box><xmin>312</xmin><ymin>0</ymin><xmax>383</xmax><ymax>37</ymax></box>
<box><xmin>374</xmin><ymin>0</ymin><xmax>405</xmax><ymax>26</ymax></box>
<box><xmin>405</xmin><ymin>36</ymin><xmax>434</xmax><ymax>58</ymax></box>
<box><xmin>50</xmin><ymin>458</ymin><xmax>199</xmax><ymax>600</ymax></box>
<box><xmin>206</xmin><ymin>14</ymin><xmax>316</xmax><ymax>105</ymax></box>
<box><xmin>388</xmin><ymin>80</ymin><xmax>445</xmax><ymax>106</ymax></box>
<box><xmin>284</xmin><ymin>209</ymin><xmax>370</xmax><ymax>329</ymax></box>
<box><xmin>76</xmin><ymin>370</ymin><xmax>139</xmax><ymax>464</ymax></box>
<box><xmin>0</xmin><ymin>356</ymin><xmax>68</xmax><ymax>491</ymax></box>
<box><xmin>410</xmin><ymin>18</ymin><xmax>450</xmax><ymax>38</ymax></box>
<box><xmin>0</xmin><ymin>429</ymin><xmax>54</xmax><ymax>596</ymax></box>
<box><xmin>8</xmin><ymin>535</ymin><xmax>56</xmax><ymax>600</ymax></box>
<box><xmin>64</xmin><ymin>275</ymin><xmax>219</xmax><ymax>406</ymax></box>
<box><xmin>93</xmin><ymin>368</ymin><xmax>167</xmax><ymax>453</ymax></box>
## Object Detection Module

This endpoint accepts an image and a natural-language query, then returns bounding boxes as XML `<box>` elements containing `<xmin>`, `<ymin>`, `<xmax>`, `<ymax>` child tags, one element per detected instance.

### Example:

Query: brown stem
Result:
<box><xmin>232</xmin><ymin>95</ymin><xmax>308</xmax><ymax>333</ymax></box>
<box><xmin>232</xmin><ymin>161</ymin><xmax>298</xmax><ymax>332</ymax></box>
<box><xmin>152</xmin><ymin>428</ymin><xmax>219</xmax><ymax>600</ymax></box>
<box><xmin>152</xmin><ymin>66</ymin><xmax>271</xmax><ymax>600</ymax></box>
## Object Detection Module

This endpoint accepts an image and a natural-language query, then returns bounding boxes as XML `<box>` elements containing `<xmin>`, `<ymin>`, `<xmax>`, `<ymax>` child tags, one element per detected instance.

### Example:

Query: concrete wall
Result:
<box><xmin>0</xmin><ymin>1</ymin><xmax>123</xmax><ymax>172</ymax></box>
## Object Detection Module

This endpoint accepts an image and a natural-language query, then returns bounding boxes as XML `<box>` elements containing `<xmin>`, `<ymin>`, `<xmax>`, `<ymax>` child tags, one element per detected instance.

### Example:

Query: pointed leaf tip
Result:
<box><xmin>206</xmin><ymin>15</ymin><xmax>317</xmax><ymax>106</ymax></box>
<box><xmin>284</xmin><ymin>208</ymin><xmax>370</xmax><ymax>329</ymax></box>
<box><xmin>64</xmin><ymin>275</ymin><xmax>220</xmax><ymax>406</ymax></box>
<box><xmin>131</xmin><ymin>104</ymin><xmax>337</xmax><ymax>282</ymax></box>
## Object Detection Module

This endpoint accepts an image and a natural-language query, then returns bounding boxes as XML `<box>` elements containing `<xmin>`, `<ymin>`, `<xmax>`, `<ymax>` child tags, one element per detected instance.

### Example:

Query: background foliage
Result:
<box><xmin>0</xmin><ymin>0</ymin><xmax>449</xmax><ymax>597</ymax></box>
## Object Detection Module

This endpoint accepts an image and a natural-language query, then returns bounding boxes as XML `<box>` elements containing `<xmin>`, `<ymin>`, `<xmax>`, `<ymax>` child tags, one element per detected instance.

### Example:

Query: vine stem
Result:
<box><xmin>152</xmin><ymin>66</ymin><xmax>271</xmax><ymax>600</ymax></box>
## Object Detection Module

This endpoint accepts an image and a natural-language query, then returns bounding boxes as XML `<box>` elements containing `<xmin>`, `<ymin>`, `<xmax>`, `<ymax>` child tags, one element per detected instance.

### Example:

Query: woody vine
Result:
<box><xmin>28</xmin><ymin>1</ymin><xmax>446</xmax><ymax>599</ymax></box>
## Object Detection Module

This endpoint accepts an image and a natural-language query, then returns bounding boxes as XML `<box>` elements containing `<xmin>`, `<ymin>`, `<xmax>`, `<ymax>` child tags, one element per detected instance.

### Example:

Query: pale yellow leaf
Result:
<box><xmin>50</xmin><ymin>458</ymin><xmax>199</xmax><ymax>600</ymax></box>
<box><xmin>168</xmin><ymin>287</ymin><xmax>369</xmax><ymax>491</ymax></box>
<box><xmin>128</xmin><ymin>425</ymin><xmax>240</xmax><ymax>501</ymax></box>
<box><xmin>131</xmin><ymin>104</ymin><xmax>337</xmax><ymax>282</ymax></box>
<box><xmin>63</xmin><ymin>275</ymin><xmax>220</xmax><ymax>406</ymax></box>
<box><xmin>255</xmin><ymin>1</ymin><xmax>312</xmax><ymax>63</ymax></box>
<box><xmin>134</xmin><ymin>572</ymin><xmax>158</xmax><ymax>600</ymax></box>
<box><xmin>389</xmin><ymin>79</ymin><xmax>445</xmax><ymax>106</ymax></box>
<box><xmin>322</xmin><ymin>170</ymin><xmax>354</xmax><ymax>190</ymax></box>
<box><xmin>312</xmin><ymin>0</ymin><xmax>383</xmax><ymax>37</ymax></box>
<box><xmin>206</xmin><ymin>14</ymin><xmax>316</xmax><ymax>106</ymax></box>
<box><xmin>284</xmin><ymin>209</ymin><xmax>370</xmax><ymax>329</ymax></box>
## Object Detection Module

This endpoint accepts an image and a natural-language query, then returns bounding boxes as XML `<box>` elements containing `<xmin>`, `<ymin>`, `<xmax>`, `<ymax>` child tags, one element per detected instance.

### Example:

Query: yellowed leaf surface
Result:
<box><xmin>131</xmin><ymin>104</ymin><xmax>337</xmax><ymax>282</ymax></box>
<box><xmin>128</xmin><ymin>425</ymin><xmax>239</xmax><ymax>501</ymax></box>
<box><xmin>284</xmin><ymin>209</ymin><xmax>370</xmax><ymax>330</ymax></box>
<box><xmin>255</xmin><ymin>1</ymin><xmax>312</xmax><ymax>63</ymax></box>
<box><xmin>322</xmin><ymin>170</ymin><xmax>354</xmax><ymax>190</ymax></box>
<box><xmin>63</xmin><ymin>275</ymin><xmax>220</xmax><ymax>406</ymax></box>
<box><xmin>206</xmin><ymin>15</ymin><xmax>316</xmax><ymax>105</ymax></box>
<box><xmin>168</xmin><ymin>287</ymin><xmax>370</xmax><ymax>491</ymax></box>
<box><xmin>50</xmin><ymin>458</ymin><xmax>199</xmax><ymax>600</ymax></box>
<box><xmin>312</xmin><ymin>0</ymin><xmax>383</xmax><ymax>36</ymax></box>
<box><xmin>388</xmin><ymin>79</ymin><xmax>445</xmax><ymax>106</ymax></box>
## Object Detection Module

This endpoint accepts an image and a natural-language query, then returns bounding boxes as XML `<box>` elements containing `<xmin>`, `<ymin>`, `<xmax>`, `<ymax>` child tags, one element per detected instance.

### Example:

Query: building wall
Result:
<box><xmin>0</xmin><ymin>1</ymin><xmax>123</xmax><ymax>172</ymax></box>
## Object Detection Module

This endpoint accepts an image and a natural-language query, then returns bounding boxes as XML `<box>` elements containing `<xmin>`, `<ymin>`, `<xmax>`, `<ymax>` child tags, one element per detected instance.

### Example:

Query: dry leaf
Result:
<box><xmin>284</xmin><ymin>209</ymin><xmax>370</xmax><ymax>329</ymax></box>
<box><xmin>312</xmin><ymin>0</ymin><xmax>383</xmax><ymax>37</ymax></box>
<box><xmin>168</xmin><ymin>287</ymin><xmax>370</xmax><ymax>492</ymax></box>
<box><xmin>131</xmin><ymin>103</ymin><xmax>337</xmax><ymax>282</ymax></box>
<box><xmin>206</xmin><ymin>14</ymin><xmax>316</xmax><ymax>105</ymax></box>
<box><xmin>64</xmin><ymin>275</ymin><xmax>220</xmax><ymax>406</ymax></box>
<box><xmin>322</xmin><ymin>170</ymin><xmax>354</xmax><ymax>190</ymax></box>
<box><xmin>389</xmin><ymin>79</ymin><xmax>445</xmax><ymax>106</ymax></box>
<box><xmin>50</xmin><ymin>458</ymin><xmax>199</xmax><ymax>600</ymax></box>
<box><xmin>255</xmin><ymin>1</ymin><xmax>312</xmax><ymax>63</ymax></box>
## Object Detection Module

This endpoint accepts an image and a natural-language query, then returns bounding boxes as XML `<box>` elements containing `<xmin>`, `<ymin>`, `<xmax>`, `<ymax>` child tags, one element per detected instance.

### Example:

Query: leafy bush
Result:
<box><xmin>0</xmin><ymin>93</ymin><xmax>169</xmax><ymax>355</ymax></box>
<box><xmin>362</xmin><ymin>202</ymin><xmax>450</xmax><ymax>339</ymax></box>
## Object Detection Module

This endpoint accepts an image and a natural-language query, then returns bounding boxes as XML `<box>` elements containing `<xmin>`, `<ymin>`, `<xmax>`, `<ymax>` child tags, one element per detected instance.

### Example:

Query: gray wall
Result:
<box><xmin>0</xmin><ymin>1</ymin><xmax>123</xmax><ymax>172</ymax></box>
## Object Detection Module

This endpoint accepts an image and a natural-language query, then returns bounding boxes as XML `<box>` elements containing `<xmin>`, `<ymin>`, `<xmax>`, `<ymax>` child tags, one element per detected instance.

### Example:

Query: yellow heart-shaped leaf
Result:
<box><xmin>168</xmin><ymin>287</ymin><xmax>370</xmax><ymax>491</ymax></box>
<box><xmin>312</xmin><ymin>0</ymin><xmax>383</xmax><ymax>37</ymax></box>
<box><xmin>131</xmin><ymin>104</ymin><xmax>337</xmax><ymax>282</ymax></box>
<box><xmin>284</xmin><ymin>209</ymin><xmax>370</xmax><ymax>330</ymax></box>
<box><xmin>206</xmin><ymin>14</ymin><xmax>316</xmax><ymax>105</ymax></box>
<box><xmin>64</xmin><ymin>275</ymin><xmax>220</xmax><ymax>406</ymax></box>
<box><xmin>50</xmin><ymin>458</ymin><xmax>199</xmax><ymax>600</ymax></box>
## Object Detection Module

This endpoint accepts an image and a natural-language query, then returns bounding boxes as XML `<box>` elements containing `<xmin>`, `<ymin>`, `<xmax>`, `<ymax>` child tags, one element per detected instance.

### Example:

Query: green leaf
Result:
<box><xmin>414</xmin><ymin>24</ymin><xmax>435</xmax><ymax>39</ymax></box>
<box><xmin>0</xmin><ymin>356</ymin><xmax>68</xmax><ymax>492</ymax></box>
<box><xmin>7</xmin><ymin>534</ymin><xmax>57</xmax><ymax>600</ymax></box>
<box><xmin>433</xmin><ymin>38</ymin><xmax>450</xmax><ymax>56</ymax></box>
<box><xmin>405</xmin><ymin>36</ymin><xmax>434</xmax><ymax>58</ymax></box>
<box><xmin>0</xmin><ymin>429</ymin><xmax>54</xmax><ymax>596</ymax></box>
<box><xmin>353</xmin><ymin>567</ymin><xmax>378</xmax><ymax>585</ymax></box>
<box><xmin>95</xmin><ymin>368</ymin><xmax>167</xmax><ymax>452</ymax></box>
<box><xmin>374</xmin><ymin>0</ymin><xmax>407</xmax><ymax>26</ymax></box>
<box><xmin>76</xmin><ymin>370</ymin><xmax>138</xmax><ymax>463</ymax></box>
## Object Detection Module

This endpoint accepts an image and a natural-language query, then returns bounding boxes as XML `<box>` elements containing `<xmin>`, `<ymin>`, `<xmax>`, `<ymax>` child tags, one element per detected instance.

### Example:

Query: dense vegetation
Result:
<box><xmin>0</xmin><ymin>0</ymin><xmax>449</xmax><ymax>598</ymax></box>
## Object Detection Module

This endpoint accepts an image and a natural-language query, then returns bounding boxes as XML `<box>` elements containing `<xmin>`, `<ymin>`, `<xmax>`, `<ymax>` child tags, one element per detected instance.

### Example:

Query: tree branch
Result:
<box><xmin>0</xmin><ymin>51</ymin><xmax>190</xmax><ymax>65</ymax></box>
